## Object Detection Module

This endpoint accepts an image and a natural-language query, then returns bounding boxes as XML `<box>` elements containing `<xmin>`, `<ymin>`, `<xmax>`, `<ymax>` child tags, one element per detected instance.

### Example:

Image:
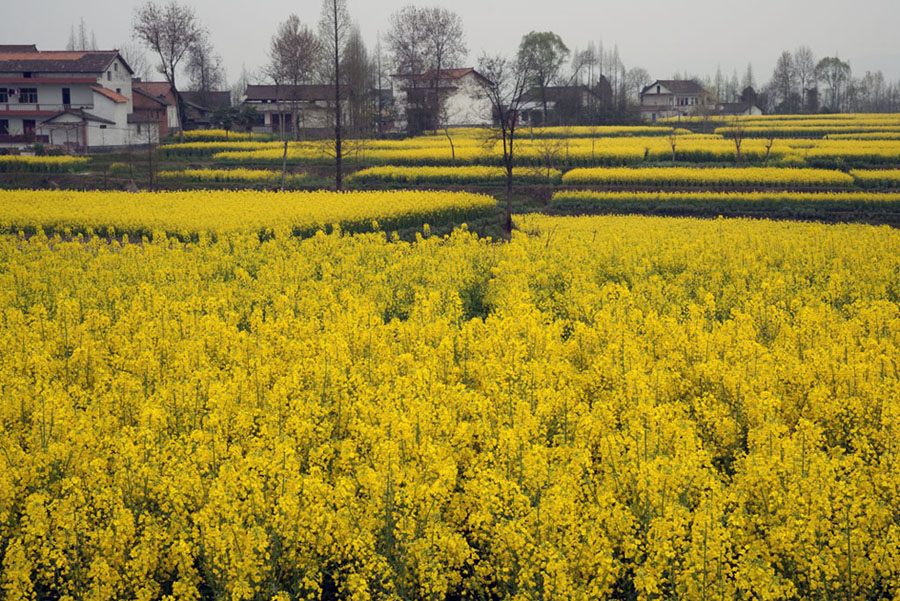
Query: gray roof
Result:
<box><xmin>0</xmin><ymin>44</ymin><xmax>38</xmax><ymax>53</ymax></box>
<box><xmin>181</xmin><ymin>90</ymin><xmax>232</xmax><ymax>110</ymax></box>
<box><xmin>0</xmin><ymin>50</ymin><xmax>132</xmax><ymax>75</ymax></box>
<box><xmin>642</xmin><ymin>80</ymin><xmax>708</xmax><ymax>96</ymax></box>
<box><xmin>244</xmin><ymin>84</ymin><xmax>347</xmax><ymax>102</ymax></box>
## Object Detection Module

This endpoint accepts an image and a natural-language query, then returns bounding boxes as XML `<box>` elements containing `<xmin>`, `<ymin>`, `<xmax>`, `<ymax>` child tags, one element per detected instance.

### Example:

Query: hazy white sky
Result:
<box><xmin>3</xmin><ymin>0</ymin><xmax>899</xmax><ymax>85</ymax></box>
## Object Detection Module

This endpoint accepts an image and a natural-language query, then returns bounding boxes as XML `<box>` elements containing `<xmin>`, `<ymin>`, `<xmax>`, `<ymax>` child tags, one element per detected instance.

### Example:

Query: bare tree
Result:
<box><xmin>342</xmin><ymin>24</ymin><xmax>373</xmax><ymax>137</ymax></box>
<box><xmin>67</xmin><ymin>18</ymin><xmax>98</xmax><ymax>51</ymax></box>
<box><xmin>119</xmin><ymin>42</ymin><xmax>151</xmax><ymax>80</ymax></box>
<box><xmin>186</xmin><ymin>32</ymin><xmax>225</xmax><ymax>107</ymax></box>
<box><xmin>132</xmin><ymin>1</ymin><xmax>205</xmax><ymax>142</ymax></box>
<box><xmin>319</xmin><ymin>0</ymin><xmax>352</xmax><ymax>190</ymax></box>
<box><xmin>770</xmin><ymin>51</ymin><xmax>798</xmax><ymax>113</ymax></box>
<box><xmin>476</xmin><ymin>53</ymin><xmax>532</xmax><ymax>232</ymax></box>
<box><xmin>794</xmin><ymin>46</ymin><xmax>817</xmax><ymax>112</ymax></box>
<box><xmin>729</xmin><ymin>116</ymin><xmax>746</xmax><ymax>165</ymax></box>
<box><xmin>386</xmin><ymin>5</ymin><xmax>467</xmax><ymax>134</ymax></box>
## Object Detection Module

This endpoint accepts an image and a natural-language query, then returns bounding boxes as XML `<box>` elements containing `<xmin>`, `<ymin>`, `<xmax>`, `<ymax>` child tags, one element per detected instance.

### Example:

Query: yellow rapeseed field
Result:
<box><xmin>1</xmin><ymin>213</ymin><xmax>900</xmax><ymax>600</ymax></box>
<box><xmin>0</xmin><ymin>189</ymin><xmax>497</xmax><ymax>239</ymax></box>
<box><xmin>561</xmin><ymin>166</ymin><xmax>855</xmax><ymax>188</ymax></box>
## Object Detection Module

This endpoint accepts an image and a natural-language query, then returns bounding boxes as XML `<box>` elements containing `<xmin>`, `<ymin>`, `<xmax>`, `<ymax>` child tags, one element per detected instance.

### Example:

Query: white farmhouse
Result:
<box><xmin>391</xmin><ymin>68</ymin><xmax>492</xmax><ymax>134</ymax></box>
<box><xmin>0</xmin><ymin>45</ymin><xmax>138</xmax><ymax>149</ymax></box>
<box><xmin>640</xmin><ymin>80</ymin><xmax>714</xmax><ymax>122</ymax></box>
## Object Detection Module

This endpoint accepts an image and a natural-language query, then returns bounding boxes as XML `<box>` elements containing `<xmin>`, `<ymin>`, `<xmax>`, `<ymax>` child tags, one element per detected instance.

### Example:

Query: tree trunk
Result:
<box><xmin>281</xmin><ymin>139</ymin><xmax>288</xmax><ymax>190</ymax></box>
<box><xmin>333</xmin><ymin>2</ymin><xmax>343</xmax><ymax>191</ymax></box>
<box><xmin>444</xmin><ymin>128</ymin><xmax>455</xmax><ymax>164</ymax></box>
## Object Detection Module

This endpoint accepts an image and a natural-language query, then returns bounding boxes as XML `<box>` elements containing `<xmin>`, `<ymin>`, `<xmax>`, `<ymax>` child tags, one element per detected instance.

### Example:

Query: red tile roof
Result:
<box><xmin>91</xmin><ymin>85</ymin><xmax>129</xmax><ymax>103</ymax></box>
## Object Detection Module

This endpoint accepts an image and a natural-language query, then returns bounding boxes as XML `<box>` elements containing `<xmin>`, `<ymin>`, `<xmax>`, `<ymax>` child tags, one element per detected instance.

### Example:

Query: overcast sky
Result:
<box><xmin>3</xmin><ymin>0</ymin><xmax>899</xmax><ymax>87</ymax></box>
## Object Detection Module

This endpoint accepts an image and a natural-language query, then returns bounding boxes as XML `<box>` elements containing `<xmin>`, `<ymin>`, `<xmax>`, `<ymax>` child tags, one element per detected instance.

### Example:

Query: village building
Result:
<box><xmin>0</xmin><ymin>45</ymin><xmax>138</xmax><ymax>149</ymax></box>
<box><xmin>391</xmin><ymin>67</ymin><xmax>492</xmax><ymax>134</ymax></box>
<box><xmin>718</xmin><ymin>101</ymin><xmax>764</xmax><ymax>117</ymax></box>
<box><xmin>516</xmin><ymin>82</ymin><xmax>612</xmax><ymax>127</ymax></box>
<box><xmin>241</xmin><ymin>84</ymin><xmax>349</xmax><ymax>137</ymax></box>
<box><xmin>181</xmin><ymin>90</ymin><xmax>233</xmax><ymax>129</ymax></box>
<box><xmin>640</xmin><ymin>80</ymin><xmax>715</xmax><ymax>122</ymax></box>
<box><xmin>131</xmin><ymin>81</ymin><xmax>180</xmax><ymax>136</ymax></box>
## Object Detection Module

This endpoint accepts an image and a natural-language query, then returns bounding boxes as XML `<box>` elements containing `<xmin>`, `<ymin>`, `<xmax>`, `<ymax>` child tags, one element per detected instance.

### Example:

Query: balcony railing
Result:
<box><xmin>0</xmin><ymin>134</ymin><xmax>51</xmax><ymax>144</ymax></box>
<box><xmin>0</xmin><ymin>103</ymin><xmax>94</xmax><ymax>113</ymax></box>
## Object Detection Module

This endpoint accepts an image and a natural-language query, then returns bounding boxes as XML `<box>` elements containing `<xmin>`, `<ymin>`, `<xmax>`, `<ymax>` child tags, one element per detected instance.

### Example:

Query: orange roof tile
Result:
<box><xmin>91</xmin><ymin>85</ymin><xmax>129</xmax><ymax>104</ymax></box>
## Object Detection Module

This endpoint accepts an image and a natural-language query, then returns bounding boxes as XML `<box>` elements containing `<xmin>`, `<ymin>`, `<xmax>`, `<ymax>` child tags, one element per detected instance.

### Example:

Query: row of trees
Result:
<box><xmin>764</xmin><ymin>48</ymin><xmax>900</xmax><ymax>114</ymax></box>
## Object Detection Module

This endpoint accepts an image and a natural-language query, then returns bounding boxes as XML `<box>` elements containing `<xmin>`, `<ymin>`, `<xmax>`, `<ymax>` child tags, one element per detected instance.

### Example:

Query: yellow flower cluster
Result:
<box><xmin>347</xmin><ymin>165</ymin><xmax>562</xmax><ymax>185</ymax></box>
<box><xmin>208</xmin><ymin>136</ymin><xmax>900</xmax><ymax>169</ymax></box>
<box><xmin>715</xmin><ymin>125</ymin><xmax>900</xmax><ymax>139</ymax></box>
<box><xmin>826</xmin><ymin>132</ymin><xmax>900</xmax><ymax>141</ymax></box>
<box><xmin>0</xmin><ymin>155</ymin><xmax>90</xmax><ymax>173</ymax></box>
<box><xmin>562</xmin><ymin>166</ymin><xmax>855</xmax><ymax>188</ymax></box>
<box><xmin>2</xmin><ymin>214</ymin><xmax>900</xmax><ymax>600</ymax></box>
<box><xmin>180</xmin><ymin>129</ymin><xmax>276</xmax><ymax>142</ymax></box>
<box><xmin>159</xmin><ymin>141</ymin><xmax>286</xmax><ymax>158</ymax></box>
<box><xmin>850</xmin><ymin>169</ymin><xmax>900</xmax><ymax>189</ymax></box>
<box><xmin>157</xmin><ymin>168</ymin><xmax>313</xmax><ymax>186</ymax></box>
<box><xmin>0</xmin><ymin>189</ymin><xmax>497</xmax><ymax>239</ymax></box>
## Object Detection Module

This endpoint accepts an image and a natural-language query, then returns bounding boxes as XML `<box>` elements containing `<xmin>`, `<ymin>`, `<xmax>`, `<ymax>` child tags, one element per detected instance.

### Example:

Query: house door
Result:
<box><xmin>62</xmin><ymin>88</ymin><xmax>71</xmax><ymax>107</ymax></box>
<box><xmin>23</xmin><ymin>120</ymin><xmax>35</xmax><ymax>137</ymax></box>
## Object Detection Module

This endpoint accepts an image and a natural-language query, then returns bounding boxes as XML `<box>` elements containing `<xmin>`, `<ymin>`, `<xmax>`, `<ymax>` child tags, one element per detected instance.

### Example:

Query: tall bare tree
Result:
<box><xmin>186</xmin><ymin>32</ymin><xmax>225</xmax><ymax>107</ymax></box>
<box><xmin>794</xmin><ymin>46</ymin><xmax>817</xmax><ymax>112</ymax></box>
<box><xmin>118</xmin><ymin>42</ymin><xmax>151</xmax><ymax>80</ymax></box>
<box><xmin>132</xmin><ymin>1</ymin><xmax>204</xmax><ymax>141</ymax></box>
<box><xmin>386</xmin><ymin>5</ymin><xmax>466</xmax><ymax>134</ymax></box>
<box><xmin>319</xmin><ymin>0</ymin><xmax>352</xmax><ymax>190</ymax></box>
<box><xmin>67</xmin><ymin>18</ymin><xmax>98</xmax><ymax>51</ymax></box>
<box><xmin>770</xmin><ymin>51</ymin><xmax>798</xmax><ymax>113</ymax></box>
<box><xmin>342</xmin><ymin>25</ymin><xmax>372</xmax><ymax>137</ymax></box>
<box><xmin>476</xmin><ymin>53</ymin><xmax>532</xmax><ymax>232</ymax></box>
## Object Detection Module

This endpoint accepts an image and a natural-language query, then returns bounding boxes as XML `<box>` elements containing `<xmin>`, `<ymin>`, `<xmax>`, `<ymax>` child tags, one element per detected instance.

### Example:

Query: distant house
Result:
<box><xmin>131</xmin><ymin>80</ymin><xmax>180</xmax><ymax>133</ymax></box>
<box><xmin>640</xmin><ymin>80</ymin><xmax>714</xmax><ymax>122</ymax></box>
<box><xmin>391</xmin><ymin>67</ymin><xmax>492</xmax><ymax>134</ymax></box>
<box><xmin>719</xmin><ymin>102</ymin><xmax>763</xmax><ymax>117</ymax></box>
<box><xmin>130</xmin><ymin>85</ymin><xmax>171</xmax><ymax>142</ymax></box>
<box><xmin>0</xmin><ymin>45</ymin><xmax>138</xmax><ymax>149</ymax></box>
<box><xmin>516</xmin><ymin>82</ymin><xmax>612</xmax><ymax>127</ymax></box>
<box><xmin>180</xmin><ymin>90</ymin><xmax>232</xmax><ymax>129</ymax></box>
<box><xmin>242</xmin><ymin>84</ymin><xmax>348</xmax><ymax>137</ymax></box>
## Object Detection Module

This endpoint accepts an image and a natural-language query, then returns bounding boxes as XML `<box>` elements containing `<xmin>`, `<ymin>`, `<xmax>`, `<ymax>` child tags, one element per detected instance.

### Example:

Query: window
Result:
<box><xmin>23</xmin><ymin>72</ymin><xmax>32</xmax><ymax>78</ymax></box>
<box><xmin>0</xmin><ymin>119</ymin><xmax>8</xmax><ymax>135</ymax></box>
<box><xmin>114</xmin><ymin>62</ymin><xmax>118</xmax><ymax>72</ymax></box>
<box><xmin>116</xmin><ymin>88</ymin><xmax>121</xmax><ymax>95</ymax></box>
<box><xmin>19</xmin><ymin>88</ymin><xmax>38</xmax><ymax>103</ymax></box>
<box><xmin>0</xmin><ymin>89</ymin><xmax>7</xmax><ymax>103</ymax></box>
<box><xmin>107</xmin><ymin>72</ymin><xmax>112</xmax><ymax>81</ymax></box>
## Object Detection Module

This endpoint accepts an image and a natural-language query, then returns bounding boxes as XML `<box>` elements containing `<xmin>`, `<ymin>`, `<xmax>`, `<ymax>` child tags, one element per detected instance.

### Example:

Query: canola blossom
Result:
<box><xmin>180</xmin><ymin>129</ymin><xmax>276</xmax><ymax>142</ymax></box>
<box><xmin>0</xmin><ymin>155</ymin><xmax>90</xmax><ymax>173</ymax></box>
<box><xmin>0</xmin><ymin>189</ymin><xmax>497</xmax><ymax>239</ymax></box>
<box><xmin>347</xmin><ymin>165</ymin><xmax>562</xmax><ymax>185</ymax></box>
<box><xmin>561</xmin><ymin>166</ymin><xmax>855</xmax><ymax>188</ymax></box>
<box><xmin>849</xmin><ymin>169</ymin><xmax>900</xmax><ymax>189</ymax></box>
<box><xmin>210</xmin><ymin>136</ymin><xmax>900</xmax><ymax>168</ymax></box>
<box><xmin>1</xmin><ymin>215</ymin><xmax>900</xmax><ymax>600</ymax></box>
<box><xmin>156</xmin><ymin>168</ymin><xmax>315</xmax><ymax>186</ymax></box>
